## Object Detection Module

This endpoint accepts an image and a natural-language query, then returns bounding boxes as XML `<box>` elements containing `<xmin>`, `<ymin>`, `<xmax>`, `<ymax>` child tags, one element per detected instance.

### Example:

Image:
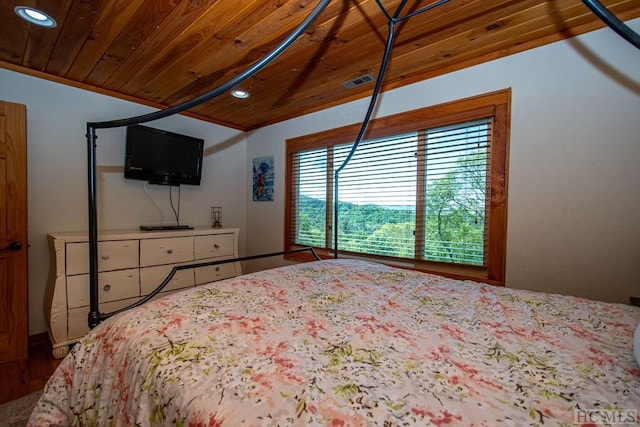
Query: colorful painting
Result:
<box><xmin>252</xmin><ymin>155</ymin><xmax>274</xmax><ymax>201</ymax></box>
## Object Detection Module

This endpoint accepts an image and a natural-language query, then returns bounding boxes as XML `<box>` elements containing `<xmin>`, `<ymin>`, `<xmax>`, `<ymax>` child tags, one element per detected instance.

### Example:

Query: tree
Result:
<box><xmin>423</xmin><ymin>151</ymin><xmax>486</xmax><ymax>265</ymax></box>
<box><xmin>295</xmin><ymin>150</ymin><xmax>486</xmax><ymax>266</ymax></box>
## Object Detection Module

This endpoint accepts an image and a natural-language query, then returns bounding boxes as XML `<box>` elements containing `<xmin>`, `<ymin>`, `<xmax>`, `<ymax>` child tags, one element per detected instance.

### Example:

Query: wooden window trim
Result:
<box><xmin>285</xmin><ymin>89</ymin><xmax>510</xmax><ymax>286</ymax></box>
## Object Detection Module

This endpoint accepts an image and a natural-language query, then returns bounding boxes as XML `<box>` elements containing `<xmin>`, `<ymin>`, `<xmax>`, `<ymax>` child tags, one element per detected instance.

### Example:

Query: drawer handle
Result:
<box><xmin>101</xmin><ymin>254</ymin><xmax>110</xmax><ymax>260</ymax></box>
<box><xmin>166</xmin><ymin>248</ymin><xmax>173</xmax><ymax>254</ymax></box>
<box><xmin>213</xmin><ymin>244</ymin><xmax>220</xmax><ymax>249</ymax></box>
<box><xmin>215</xmin><ymin>267</ymin><xmax>220</xmax><ymax>272</ymax></box>
<box><xmin>103</xmin><ymin>284</ymin><xmax>111</xmax><ymax>292</ymax></box>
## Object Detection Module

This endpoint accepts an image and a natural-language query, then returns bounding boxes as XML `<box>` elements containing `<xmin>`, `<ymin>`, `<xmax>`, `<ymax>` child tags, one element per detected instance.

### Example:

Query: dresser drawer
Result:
<box><xmin>194</xmin><ymin>233</ymin><xmax>234</xmax><ymax>259</ymax></box>
<box><xmin>195</xmin><ymin>258</ymin><xmax>239</xmax><ymax>284</ymax></box>
<box><xmin>140</xmin><ymin>237</ymin><xmax>193</xmax><ymax>267</ymax></box>
<box><xmin>47</xmin><ymin>228</ymin><xmax>240</xmax><ymax>358</ymax></box>
<box><xmin>68</xmin><ymin>297</ymin><xmax>140</xmax><ymax>340</ymax></box>
<box><xmin>66</xmin><ymin>240</ymin><xmax>139</xmax><ymax>275</ymax></box>
<box><xmin>140</xmin><ymin>263</ymin><xmax>195</xmax><ymax>294</ymax></box>
<box><xmin>67</xmin><ymin>269</ymin><xmax>140</xmax><ymax>309</ymax></box>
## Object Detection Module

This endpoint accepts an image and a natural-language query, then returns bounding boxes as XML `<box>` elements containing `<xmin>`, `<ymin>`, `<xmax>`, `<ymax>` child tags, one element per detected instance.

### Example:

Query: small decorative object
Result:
<box><xmin>253</xmin><ymin>155</ymin><xmax>274</xmax><ymax>201</ymax></box>
<box><xmin>211</xmin><ymin>207</ymin><xmax>223</xmax><ymax>228</ymax></box>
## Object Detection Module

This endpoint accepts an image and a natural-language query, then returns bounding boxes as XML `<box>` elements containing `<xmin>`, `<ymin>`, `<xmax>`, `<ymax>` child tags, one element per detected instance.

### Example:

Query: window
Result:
<box><xmin>286</xmin><ymin>90</ymin><xmax>509</xmax><ymax>285</ymax></box>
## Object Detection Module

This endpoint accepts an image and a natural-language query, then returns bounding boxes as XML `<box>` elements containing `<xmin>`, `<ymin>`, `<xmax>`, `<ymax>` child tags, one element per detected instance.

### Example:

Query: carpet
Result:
<box><xmin>0</xmin><ymin>390</ymin><xmax>42</xmax><ymax>427</ymax></box>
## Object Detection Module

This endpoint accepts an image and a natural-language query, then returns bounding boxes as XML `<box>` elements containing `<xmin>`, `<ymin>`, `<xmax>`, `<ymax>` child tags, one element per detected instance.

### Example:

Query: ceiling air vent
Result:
<box><xmin>342</xmin><ymin>73</ymin><xmax>376</xmax><ymax>89</ymax></box>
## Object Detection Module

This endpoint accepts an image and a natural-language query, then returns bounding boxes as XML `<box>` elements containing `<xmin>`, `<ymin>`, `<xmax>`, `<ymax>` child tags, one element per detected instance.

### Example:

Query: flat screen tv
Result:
<box><xmin>125</xmin><ymin>125</ymin><xmax>204</xmax><ymax>186</ymax></box>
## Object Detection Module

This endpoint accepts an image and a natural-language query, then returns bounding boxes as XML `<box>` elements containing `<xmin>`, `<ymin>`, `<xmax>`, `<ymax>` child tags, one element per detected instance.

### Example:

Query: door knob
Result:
<box><xmin>0</xmin><ymin>242</ymin><xmax>22</xmax><ymax>252</ymax></box>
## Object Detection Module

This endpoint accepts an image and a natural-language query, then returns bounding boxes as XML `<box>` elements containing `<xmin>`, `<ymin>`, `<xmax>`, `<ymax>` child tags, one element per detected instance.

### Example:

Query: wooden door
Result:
<box><xmin>0</xmin><ymin>100</ymin><xmax>28</xmax><ymax>363</ymax></box>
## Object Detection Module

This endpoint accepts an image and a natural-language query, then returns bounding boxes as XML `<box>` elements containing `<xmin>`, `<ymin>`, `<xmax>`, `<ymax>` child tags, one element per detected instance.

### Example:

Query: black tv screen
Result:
<box><xmin>125</xmin><ymin>125</ymin><xmax>204</xmax><ymax>186</ymax></box>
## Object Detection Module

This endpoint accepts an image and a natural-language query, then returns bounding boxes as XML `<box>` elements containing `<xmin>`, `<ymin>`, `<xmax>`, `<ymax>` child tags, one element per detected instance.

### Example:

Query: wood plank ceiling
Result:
<box><xmin>1</xmin><ymin>0</ymin><xmax>638</xmax><ymax>131</ymax></box>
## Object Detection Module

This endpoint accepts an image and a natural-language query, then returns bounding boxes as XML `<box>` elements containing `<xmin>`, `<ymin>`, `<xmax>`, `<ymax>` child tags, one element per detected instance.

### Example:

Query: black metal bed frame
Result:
<box><xmin>84</xmin><ymin>0</ymin><xmax>639</xmax><ymax>329</ymax></box>
<box><xmin>99</xmin><ymin>247</ymin><xmax>321</xmax><ymax>322</ymax></box>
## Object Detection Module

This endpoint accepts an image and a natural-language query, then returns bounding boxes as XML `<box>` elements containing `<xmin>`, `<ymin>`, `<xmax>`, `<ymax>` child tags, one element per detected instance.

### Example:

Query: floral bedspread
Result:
<box><xmin>29</xmin><ymin>259</ymin><xmax>640</xmax><ymax>426</ymax></box>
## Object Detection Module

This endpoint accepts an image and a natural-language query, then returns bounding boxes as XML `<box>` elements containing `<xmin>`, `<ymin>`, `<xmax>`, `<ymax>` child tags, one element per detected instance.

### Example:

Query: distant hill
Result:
<box><xmin>298</xmin><ymin>194</ymin><xmax>414</xmax><ymax>235</ymax></box>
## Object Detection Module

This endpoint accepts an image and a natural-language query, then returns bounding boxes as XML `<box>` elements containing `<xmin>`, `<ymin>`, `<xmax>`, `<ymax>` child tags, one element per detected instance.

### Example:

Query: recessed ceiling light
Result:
<box><xmin>14</xmin><ymin>6</ymin><xmax>57</xmax><ymax>28</ymax></box>
<box><xmin>231</xmin><ymin>90</ymin><xmax>250</xmax><ymax>99</ymax></box>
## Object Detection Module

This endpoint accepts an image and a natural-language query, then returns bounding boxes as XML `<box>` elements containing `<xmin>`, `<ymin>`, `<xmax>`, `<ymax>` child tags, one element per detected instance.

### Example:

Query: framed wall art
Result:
<box><xmin>252</xmin><ymin>155</ymin><xmax>274</xmax><ymax>201</ymax></box>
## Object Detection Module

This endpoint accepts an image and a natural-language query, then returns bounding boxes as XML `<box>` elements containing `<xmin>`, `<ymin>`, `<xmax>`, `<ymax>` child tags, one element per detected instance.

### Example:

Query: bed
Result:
<box><xmin>31</xmin><ymin>2</ymin><xmax>637</xmax><ymax>424</ymax></box>
<box><xmin>29</xmin><ymin>258</ymin><xmax>640</xmax><ymax>426</ymax></box>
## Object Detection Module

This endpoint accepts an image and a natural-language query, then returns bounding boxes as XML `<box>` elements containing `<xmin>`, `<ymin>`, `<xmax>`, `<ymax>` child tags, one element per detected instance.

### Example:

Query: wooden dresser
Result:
<box><xmin>45</xmin><ymin>228</ymin><xmax>241</xmax><ymax>358</ymax></box>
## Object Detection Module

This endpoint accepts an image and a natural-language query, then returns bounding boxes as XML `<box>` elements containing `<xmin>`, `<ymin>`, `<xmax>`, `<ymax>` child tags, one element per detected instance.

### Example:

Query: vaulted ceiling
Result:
<box><xmin>1</xmin><ymin>0</ymin><xmax>638</xmax><ymax>131</ymax></box>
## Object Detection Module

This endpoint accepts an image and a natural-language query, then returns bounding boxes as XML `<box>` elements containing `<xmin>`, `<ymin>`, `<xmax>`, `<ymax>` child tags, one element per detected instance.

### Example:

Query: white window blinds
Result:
<box><xmin>291</xmin><ymin>117</ymin><xmax>492</xmax><ymax>267</ymax></box>
<box><xmin>421</xmin><ymin>119</ymin><xmax>491</xmax><ymax>266</ymax></box>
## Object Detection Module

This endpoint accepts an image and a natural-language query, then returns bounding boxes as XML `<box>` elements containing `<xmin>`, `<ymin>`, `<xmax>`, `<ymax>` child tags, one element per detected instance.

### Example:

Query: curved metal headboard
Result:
<box><xmin>86</xmin><ymin>0</ymin><xmax>332</xmax><ymax>328</ymax></box>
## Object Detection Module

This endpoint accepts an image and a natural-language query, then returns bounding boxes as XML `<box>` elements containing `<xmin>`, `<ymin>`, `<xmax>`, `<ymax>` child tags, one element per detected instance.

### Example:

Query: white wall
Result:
<box><xmin>246</xmin><ymin>19</ymin><xmax>640</xmax><ymax>304</ymax></box>
<box><xmin>0</xmin><ymin>69</ymin><xmax>248</xmax><ymax>335</ymax></box>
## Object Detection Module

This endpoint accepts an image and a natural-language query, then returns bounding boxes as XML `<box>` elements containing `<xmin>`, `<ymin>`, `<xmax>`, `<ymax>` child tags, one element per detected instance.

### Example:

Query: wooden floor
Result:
<box><xmin>0</xmin><ymin>333</ymin><xmax>61</xmax><ymax>405</ymax></box>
